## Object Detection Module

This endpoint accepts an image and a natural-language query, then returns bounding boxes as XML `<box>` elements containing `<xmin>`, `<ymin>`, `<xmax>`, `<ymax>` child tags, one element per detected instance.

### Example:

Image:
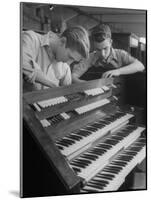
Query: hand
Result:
<box><xmin>102</xmin><ymin>69</ymin><xmax>120</xmax><ymax>78</ymax></box>
<box><xmin>24</xmin><ymin>71</ymin><xmax>36</xmax><ymax>83</ymax></box>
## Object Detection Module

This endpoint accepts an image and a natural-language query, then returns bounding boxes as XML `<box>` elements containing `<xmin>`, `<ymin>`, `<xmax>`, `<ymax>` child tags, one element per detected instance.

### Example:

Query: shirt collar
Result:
<box><xmin>40</xmin><ymin>31</ymin><xmax>58</xmax><ymax>46</ymax></box>
<box><xmin>40</xmin><ymin>31</ymin><xmax>58</xmax><ymax>61</ymax></box>
<box><xmin>93</xmin><ymin>47</ymin><xmax>118</xmax><ymax>68</ymax></box>
<box><xmin>106</xmin><ymin>47</ymin><xmax>118</xmax><ymax>63</ymax></box>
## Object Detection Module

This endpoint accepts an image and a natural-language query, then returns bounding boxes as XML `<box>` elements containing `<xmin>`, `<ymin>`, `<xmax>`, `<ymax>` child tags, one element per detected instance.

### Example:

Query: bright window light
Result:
<box><xmin>140</xmin><ymin>37</ymin><xmax>146</xmax><ymax>44</ymax></box>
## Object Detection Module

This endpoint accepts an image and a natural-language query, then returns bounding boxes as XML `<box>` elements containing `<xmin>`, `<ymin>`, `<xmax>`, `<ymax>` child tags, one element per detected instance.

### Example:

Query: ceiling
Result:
<box><xmin>23</xmin><ymin>3</ymin><xmax>147</xmax><ymax>38</ymax></box>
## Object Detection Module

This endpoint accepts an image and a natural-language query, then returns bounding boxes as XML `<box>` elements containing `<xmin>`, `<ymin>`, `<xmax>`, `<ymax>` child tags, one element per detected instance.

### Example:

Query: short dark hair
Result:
<box><xmin>91</xmin><ymin>24</ymin><xmax>111</xmax><ymax>43</ymax></box>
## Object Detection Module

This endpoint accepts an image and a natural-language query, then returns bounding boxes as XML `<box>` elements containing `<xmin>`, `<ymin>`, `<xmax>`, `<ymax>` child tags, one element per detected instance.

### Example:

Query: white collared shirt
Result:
<box><xmin>22</xmin><ymin>30</ymin><xmax>71</xmax><ymax>90</ymax></box>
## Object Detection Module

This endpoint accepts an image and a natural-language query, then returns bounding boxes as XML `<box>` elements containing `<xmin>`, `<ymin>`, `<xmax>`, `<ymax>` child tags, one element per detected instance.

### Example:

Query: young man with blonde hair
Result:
<box><xmin>22</xmin><ymin>26</ymin><xmax>90</xmax><ymax>91</ymax></box>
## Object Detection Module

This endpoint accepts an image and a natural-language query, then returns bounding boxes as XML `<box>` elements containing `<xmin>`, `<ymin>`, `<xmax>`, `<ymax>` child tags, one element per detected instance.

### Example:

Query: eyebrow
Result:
<box><xmin>96</xmin><ymin>47</ymin><xmax>108</xmax><ymax>51</ymax></box>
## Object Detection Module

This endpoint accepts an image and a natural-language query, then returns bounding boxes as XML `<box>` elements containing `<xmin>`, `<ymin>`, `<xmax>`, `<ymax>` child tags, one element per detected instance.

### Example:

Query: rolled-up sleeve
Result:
<box><xmin>117</xmin><ymin>49</ymin><xmax>136</xmax><ymax>66</ymax></box>
<box><xmin>22</xmin><ymin>31</ymin><xmax>40</xmax><ymax>82</ymax></box>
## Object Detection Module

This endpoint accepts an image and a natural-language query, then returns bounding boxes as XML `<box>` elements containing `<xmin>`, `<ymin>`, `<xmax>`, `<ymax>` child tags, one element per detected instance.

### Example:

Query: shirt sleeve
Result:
<box><xmin>72</xmin><ymin>52</ymin><xmax>96</xmax><ymax>78</ymax></box>
<box><xmin>60</xmin><ymin>63</ymin><xmax>72</xmax><ymax>86</ymax></box>
<box><xmin>117</xmin><ymin>49</ymin><xmax>137</xmax><ymax>67</ymax></box>
<box><xmin>22</xmin><ymin>31</ymin><xmax>41</xmax><ymax>83</ymax></box>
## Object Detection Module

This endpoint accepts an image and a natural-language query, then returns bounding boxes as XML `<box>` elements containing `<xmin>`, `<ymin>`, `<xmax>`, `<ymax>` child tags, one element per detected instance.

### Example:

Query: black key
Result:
<box><xmin>82</xmin><ymin>153</ymin><xmax>99</xmax><ymax>160</ymax></box>
<box><xmin>56</xmin><ymin>145</ymin><xmax>64</xmax><ymax>150</ymax></box>
<box><xmin>137</xmin><ymin>138</ymin><xmax>146</xmax><ymax>143</ymax></box>
<box><xmin>91</xmin><ymin>179</ymin><xmax>108</xmax><ymax>186</ymax></box>
<box><xmin>111</xmin><ymin>161</ymin><xmax>127</xmax><ymax>167</ymax></box>
<box><xmin>97</xmin><ymin>143</ymin><xmax>112</xmax><ymax>150</ymax></box>
<box><xmin>116</xmin><ymin>132</ymin><xmax>129</xmax><ymax>137</ymax></box>
<box><xmin>128</xmin><ymin>146</ymin><xmax>142</xmax><ymax>152</ymax></box>
<box><xmin>116</xmin><ymin>155</ymin><xmax>133</xmax><ymax>162</ymax></box>
<box><xmin>56</xmin><ymin>141</ymin><xmax>69</xmax><ymax>147</ymax></box>
<box><xmin>89</xmin><ymin>149</ymin><xmax>106</xmax><ymax>156</ymax></box>
<box><xmin>80</xmin><ymin>154</ymin><xmax>98</xmax><ymax>161</ymax></box>
<box><xmin>110</xmin><ymin>135</ymin><xmax>123</xmax><ymax>141</ymax></box>
<box><xmin>72</xmin><ymin>167</ymin><xmax>81</xmax><ymax>173</ymax></box>
<box><xmin>67</xmin><ymin>134</ymin><xmax>83</xmax><ymax>141</ymax></box>
<box><xmin>93</xmin><ymin>147</ymin><xmax>107</xmax><ymax>152</ymax></box>
<box><xmin>84</xmin><ymin>126</ymin><xmax>97</xmax><ymax>132</ymax></box>
<box><xmin>104</xmin><ymin>139</ymin><xmax>119</xmax><ymax>145</ymax></box>
<box><xmin>100</xmin><ymin>172</ymin><xmax>115</xmax><ymax>178</ymax></box>
<box><xmin>98</xmin><ymin>120</ymin><xmax>110</xmax><ymax>125</ymax></box>
<box><xmin>97</xmin><ymin>174</ymin><xmax>114</xmax><ymax>180</ymax></box>
<box><xmin>61</xmin><ymin>138</ymin><xmax>75</xmax><ymax>145</ymax></box>
<box><xmin>104</xmin><ymin>169</ymin><xmax>120</xmax><ymax>174</ymax></box>
<box><xmin>95</xmin><ymin>174</ymin><xmax>113</xmax><ymax>181</ymax></box>
<box><xmin>70</xmin><ymin>162</ymin><xmax>87</xmax><ymax>168</ymax></box>
<box><xmin>91</xmin><ymin>123</ymin><xmax>105</xmax><ymax>129</ymax></box>
<box><xmin>76</xmin><ymin>130</ymin><xmax>92</xmax><ymax>136</ymax></box>
<box><xmin>122</xmin><ymin>151</ymin><xmax>137</xmax><ymax>156</ymax></box>
<box><xmin>87</xmin><ymin>182</ymin><xmax>105</xmax><ymax>189</ymax></box>
<box><xmin>92</xmin><ymin>178</ymin><xmax>109</xmax><ymax>185</ymax></box>
<box><xmin>75</xmin><ymin>158</ymin><xmax>92</xmax><ymax>165</ymax></box>
<box><xmin>71</xmin><ymin>160</ymin><xmax>89</xmax><ymax>166</ymax></box>
<box><xmin>105</xmin><ymin>165</ymin><xmax>122</xmax><ymax>171</ymax></box>
<box><xmin>86</xmin><ymin>184</ymin><xmax>104</xmax><ymax>190</ymax></box>
<box><xmin>103</xmin><ymin>168</ymin><xmax>120</xmax><ymax>174</ymax></box>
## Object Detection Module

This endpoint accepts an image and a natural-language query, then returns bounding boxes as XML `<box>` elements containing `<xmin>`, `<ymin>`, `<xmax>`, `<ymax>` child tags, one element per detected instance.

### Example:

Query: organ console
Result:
<box><xmin>22</xmin><ymin>78</ymin><xmax>146</xmax><ymax>197</ymax></box>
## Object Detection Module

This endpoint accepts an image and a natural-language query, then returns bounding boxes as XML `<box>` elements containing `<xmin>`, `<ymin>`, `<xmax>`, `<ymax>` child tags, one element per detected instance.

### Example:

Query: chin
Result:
<box><xmin>56</xmin><ymin>58</ymin><xmax>61</xmax><ymax>62</ymax></box>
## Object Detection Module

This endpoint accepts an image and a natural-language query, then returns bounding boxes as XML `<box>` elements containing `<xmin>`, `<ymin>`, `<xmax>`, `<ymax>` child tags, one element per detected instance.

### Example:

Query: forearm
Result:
<box><xmin>118</xmin><ymin>60</ymin><xmax>145</xmax><ymax>75</ymax></box>
<box><xmin>35</xmin><ymin>72</ymin><xmax>57</xmax><ymax>88</ymax></box>
<box><xmin>72</xmin><ymin>73</ymin><xmax>86</xmax><ymax>83</ymax></box>
<box><xmin>23</xmin><ymin>60</ymin><xmax>57</xmax><ymax>88</ymax></box>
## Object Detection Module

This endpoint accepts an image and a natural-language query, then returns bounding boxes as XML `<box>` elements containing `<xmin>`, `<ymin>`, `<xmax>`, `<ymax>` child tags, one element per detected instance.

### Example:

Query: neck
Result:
<box><xmin>105</xmin><ymin>47</ymin><xmax>112</xmax><ymax>61</ymax></box>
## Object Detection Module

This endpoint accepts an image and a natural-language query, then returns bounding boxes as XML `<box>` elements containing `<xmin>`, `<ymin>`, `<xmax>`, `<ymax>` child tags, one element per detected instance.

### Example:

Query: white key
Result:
<box><xmin>102</xmin><ymin>86</ymin><xmax>110</xmax><ymax>91</ymax></box>
<box><xmin>111</xmin><ymin>84</ymin><xmax>117</xmax><ymax>88</ymax></box>
<box><xmin>61</xmin><ymin>112</ymin><xmax>70</xmax><ymax>120</ymax></box>
<box><xmin>75</xmin><ymin>99</ymin><xmax>110</xmax><ymax>114</ymax></box>
<box><xmin>84</xmin><ymin>88</ymin><xmax>104</xmax><ymax>96</ymax></box>
<box><xmin>40</xmin><ymin>119</ymin><xmax>50</xmax><ymax>127</ymax></box>
<box><xmin>33</xmin><ymin>103</ymin><xmax>41</xmax><ymax>111</ymax></box>
<box><xmin>38</xmin><ymin>96</ymin><xmax>68</xmax><ymax>108</ymax></box>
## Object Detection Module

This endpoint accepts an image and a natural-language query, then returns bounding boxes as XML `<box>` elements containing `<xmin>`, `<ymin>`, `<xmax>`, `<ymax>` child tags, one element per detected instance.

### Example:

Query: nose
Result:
<box><xmin>67</xmin><ymin>59</ymin><xmax>73</xmax><ymax>65</ymax></box>
<box><xmin>100</xmin><ymin>50</ymin><xmax>106</xmax><ymax>58</ymax></box>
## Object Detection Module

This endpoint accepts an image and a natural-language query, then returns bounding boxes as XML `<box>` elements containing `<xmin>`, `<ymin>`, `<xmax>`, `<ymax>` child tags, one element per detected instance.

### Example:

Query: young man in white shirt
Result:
<box><xmin>22</xmin><ymin>26</ymin><xmax>90</xmax><ymax>91</ymax></box>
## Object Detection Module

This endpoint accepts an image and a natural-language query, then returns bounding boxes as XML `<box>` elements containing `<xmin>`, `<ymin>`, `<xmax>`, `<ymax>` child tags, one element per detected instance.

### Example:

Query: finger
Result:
<box><xmin>108</xmin><ymin>73</ymin><xmax>113</xmax><ymax>78</ymax></box>
<box><xmin>105</xmin><ymin>73</ymin><xmax>111</xmax><ymax>78</ymax></box>
<box><xmin>102</xmin><ymin>72</ymin><xmax>108</xmax><ymax>78</ymax></box>
<box><xmin>102</xmin><ymin>74</ymin><xmax>107</xmax><ymax>78</ymax></box>
<box><xmin>25</xmin><ymin>75</ymin><xmax>34</xmax><ymax>83</ymax></box>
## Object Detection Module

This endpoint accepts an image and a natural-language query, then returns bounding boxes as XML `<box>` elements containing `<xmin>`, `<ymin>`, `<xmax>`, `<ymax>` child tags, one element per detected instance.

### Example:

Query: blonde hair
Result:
<box><xmin>61</xmin><ymin>26</ymin><xmax>90</xmax><ymax>59</ymax></box>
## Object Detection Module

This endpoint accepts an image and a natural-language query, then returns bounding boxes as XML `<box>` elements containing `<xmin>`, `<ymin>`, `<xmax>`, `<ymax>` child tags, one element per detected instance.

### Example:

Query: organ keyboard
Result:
<box><xmin>23</xmin><ymin>78</ymin><xmax>146</xmax><ymax>196</ymax></box>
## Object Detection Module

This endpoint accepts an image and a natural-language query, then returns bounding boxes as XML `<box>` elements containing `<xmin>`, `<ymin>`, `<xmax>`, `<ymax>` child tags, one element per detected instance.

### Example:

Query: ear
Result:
<box><xmin>60</xmin><ymin>37</ymin><xmax>67</xmax><ymax>47</ymax></box>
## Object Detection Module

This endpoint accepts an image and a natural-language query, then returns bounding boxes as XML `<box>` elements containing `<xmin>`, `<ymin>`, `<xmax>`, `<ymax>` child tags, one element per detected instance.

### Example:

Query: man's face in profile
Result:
<box><xmin>54</xmin><ymin>37</ymin><xmax>82</xmax><ymax>65</ymax></box>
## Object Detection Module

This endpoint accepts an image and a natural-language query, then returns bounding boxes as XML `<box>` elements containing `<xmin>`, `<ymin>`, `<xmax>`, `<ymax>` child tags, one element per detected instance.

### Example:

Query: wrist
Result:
<box><xmin>117</xmin><ymin>68</ymin><xmax>121</xmax><ymax>76</ymax></box>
